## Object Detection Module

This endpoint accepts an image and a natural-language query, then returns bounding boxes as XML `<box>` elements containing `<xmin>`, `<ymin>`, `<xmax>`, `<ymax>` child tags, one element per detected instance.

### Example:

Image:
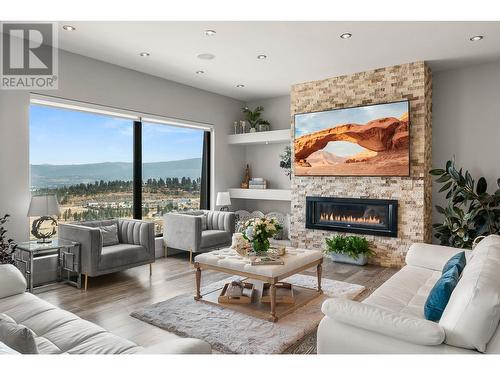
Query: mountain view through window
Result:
<box><xmin>29</xmin><ymin>104</ymin><xmax>203</xmax><ymax>237</ymax></box>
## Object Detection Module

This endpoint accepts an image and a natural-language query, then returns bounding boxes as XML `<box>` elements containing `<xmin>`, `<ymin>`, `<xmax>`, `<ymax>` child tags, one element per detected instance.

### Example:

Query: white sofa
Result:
<box><xmin>0</xmin><ymin>264</ymin><xmax>211</xmax><ymax>354</ymax></box>
<box><xmin>317</xmin><ymin>235</ymin><xmax>500</xmax><ymax>354</ymax></box>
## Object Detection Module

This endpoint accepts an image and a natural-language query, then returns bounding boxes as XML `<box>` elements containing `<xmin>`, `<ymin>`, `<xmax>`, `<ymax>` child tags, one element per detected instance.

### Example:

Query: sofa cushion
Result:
<box><xmin>100</xmin><ymin>244</ymin><xmax>149</xmax><ymax>269</ymax></box>
<box><xmin>322</xmin><ymin>298</ymin><xmax>445</xmax><ymax>346</ymax></box>
<box><xmin>0</xmin><ymin>265</ymin><xmax>27</xmax><ymax>299</ymax></box>
<box><xmin>363</xmin><ymin>265</ymin><xmax>441</xmax><ymax>318</ymax></box>
<box><xmin>100</xmin><ymin>224</ymin><xmax>119</xmax><ymax>246</ymax></box>
<box><xmin>424</xmin><ymin>266</ymin><xmax>459</xmax><ymax>322</ymax></box>
<box><xmin>201</xmin><ymin>230</ymin><xmax>231</xmax><ymax>249</ymax></box>
<box><xmin>439</xmin><ymin>235</ymin><xmax>500</xmax><ymax>352</ymax></box>
<box><xmin>442</xmin><ymin>251</ymin><xmax>466</xmax><ymax>275</ymax></box>
<box><xmin>0</xmin><ymin>314</ymin><xmax>38</xmax><ymax>354</ymax></box>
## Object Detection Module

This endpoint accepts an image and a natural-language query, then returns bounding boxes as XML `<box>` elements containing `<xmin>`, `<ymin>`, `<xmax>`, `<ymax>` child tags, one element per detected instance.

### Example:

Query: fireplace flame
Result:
<box><xmin>320</xmin><ymin>212</ymin><xmax>382</xmax><ymax>224</ymax></box>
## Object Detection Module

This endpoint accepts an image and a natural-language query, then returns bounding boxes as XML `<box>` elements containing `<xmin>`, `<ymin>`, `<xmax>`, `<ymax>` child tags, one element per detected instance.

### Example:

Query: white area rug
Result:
<box><xmin>131</xmin><ymin>275</ymin><xmax>364</xmax><ymax>354</ymax></box>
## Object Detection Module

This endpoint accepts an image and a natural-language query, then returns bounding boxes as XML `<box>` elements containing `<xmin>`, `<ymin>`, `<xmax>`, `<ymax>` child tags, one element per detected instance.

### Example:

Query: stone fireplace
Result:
<box><xmin>290</xmin><ymin>62</ymin><xmax>432</xmax><ymax>267</ymax></box>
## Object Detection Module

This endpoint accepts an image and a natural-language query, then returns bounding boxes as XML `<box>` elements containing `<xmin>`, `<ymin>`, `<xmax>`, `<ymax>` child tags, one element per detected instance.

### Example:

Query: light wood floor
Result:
<box><xmin>34</xmin><ymin>254</ymin><xmax>398</xmax><ymax>348</ymax></box>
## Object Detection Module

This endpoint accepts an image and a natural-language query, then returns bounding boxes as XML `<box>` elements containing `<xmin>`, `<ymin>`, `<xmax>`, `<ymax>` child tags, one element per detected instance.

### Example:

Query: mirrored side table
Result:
<box><xmin>14</xmin><ymin>239</ymin><xmax>81</xmax><ymax>293</ymax></box>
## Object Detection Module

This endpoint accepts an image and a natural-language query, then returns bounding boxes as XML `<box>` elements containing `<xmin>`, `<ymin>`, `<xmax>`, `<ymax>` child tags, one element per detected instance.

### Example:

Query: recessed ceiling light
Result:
<box><xmin>469</xmin><ymin>35</ymin><xmax>484</xmax><ymax>41</ymax></box>
<box><xmin>257</xmin><ymin>54</ymin><xmax>267</xmax><ymax>60</ymax></box>
<box><xmin>204</xmin><ymin>30</ymin><xmax>216</xmax><ymax>36</ymax></box>
<box><xmin>236</xmin><ymin>84</ymin><xmax>245</xmax><ymax>88</ymax></box>
<box><xmin>197</xmin><ymin>53</ymin><xmax>216</xmax><ymax>60</ymax></box>
<box><xmin>139</xmin><ymin>52</ymin><xmax>150</xmax><ymax>57</ymax></box>
<box><xmin>62</xmin><ymin>25</ymin><xmax>76</xmax><ymax>31</ymax></box>
<box><xmin>195</xmin><ymin>70</ymin><xmax>205</xmax><ymax>74</ymax></box>
<box><xmin>340</xmin><ymin>32</ymin><xmax>352</xmax><ymax>39</ymax></box>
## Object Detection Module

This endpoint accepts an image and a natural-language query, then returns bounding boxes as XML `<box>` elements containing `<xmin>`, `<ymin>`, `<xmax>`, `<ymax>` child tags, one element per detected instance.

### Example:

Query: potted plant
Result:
<box><xmin>430</xmin><ymin>158</ymin><xmax>500</xmax><ymax>248</ymax></box>
<box><xmin>241</xmin><ymin>106</ymin><xmax>270</xmax><ymax>132</ymax></box>
<box><xmin>241</xmin><ymin>217</ymin><xmax>282</xmax><ymax>254</ymax></box>
<box><xmin>324</xmin><ymin>234</ymin><xmax>374</xmax><ymax>266</ymax></box>
<box><xmin>0</xmin><ymin>214</ymin><xmax>16</xmax><ymax>265</ymax></box>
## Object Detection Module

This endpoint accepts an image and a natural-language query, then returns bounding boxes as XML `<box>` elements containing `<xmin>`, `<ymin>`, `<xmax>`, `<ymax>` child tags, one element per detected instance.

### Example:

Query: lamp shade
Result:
<box><xmin>216</xmin><ymin>192</ymin><xmax>231</xmax><ymax>206</ymax></box>
<box><xmin>28</xmin><ymin>195</ymin><xmax>61</xmax><ymax>216</ymax></box>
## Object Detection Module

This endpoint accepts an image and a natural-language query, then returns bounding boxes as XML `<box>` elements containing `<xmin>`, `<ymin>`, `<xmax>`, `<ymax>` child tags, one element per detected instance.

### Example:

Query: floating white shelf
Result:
<box><xmin>227</xmin><ymin>129</ymin><xmax>291</xmax><ymax>145</ymax></box>
<box><xmin>228</xmin><ymin>188</ymin><xmax>292</xmax><ymax>201</ymax></box>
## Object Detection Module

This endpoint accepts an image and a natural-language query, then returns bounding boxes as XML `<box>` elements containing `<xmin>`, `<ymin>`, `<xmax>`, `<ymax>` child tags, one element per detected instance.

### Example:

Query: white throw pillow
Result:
<box><xmin>439</xmin><ymin>238</ymin><xmax>500</xmax><ymax>352</ymax></box>
<box><xmin>0</xmin><ymin>314</ymin><xmax>38</xmax><ymax>354</ymax></box>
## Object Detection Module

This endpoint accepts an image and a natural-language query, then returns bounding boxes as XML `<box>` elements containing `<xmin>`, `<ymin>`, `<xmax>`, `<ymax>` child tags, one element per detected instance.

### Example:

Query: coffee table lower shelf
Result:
<box><xmin>198</xmin><ymin>280</ymin><xmax>322</xmax><ymax>322</ymax></box>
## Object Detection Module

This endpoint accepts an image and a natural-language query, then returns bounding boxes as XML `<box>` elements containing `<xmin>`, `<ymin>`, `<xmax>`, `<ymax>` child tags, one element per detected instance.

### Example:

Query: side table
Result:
<box><xmin>14</xmin><ymin>239</ymin><xmax>81</xmax><ymax>293</ymax></box>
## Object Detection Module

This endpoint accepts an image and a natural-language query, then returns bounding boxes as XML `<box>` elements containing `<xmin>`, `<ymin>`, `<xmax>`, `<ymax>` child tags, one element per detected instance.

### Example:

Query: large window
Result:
<box><xmin>142</xmin><ymin>122</ymin><xmax>204</xmax><ymax>235</ymax></box>
<box><xmin>30</xmin><ymin>104</ymin><xmax>134</xmax><ymax>227</ymax></box>
<box><xmin>29</xmin><ymin>102</ymin><xmax>209</xmax><ymax>237</ymax></box>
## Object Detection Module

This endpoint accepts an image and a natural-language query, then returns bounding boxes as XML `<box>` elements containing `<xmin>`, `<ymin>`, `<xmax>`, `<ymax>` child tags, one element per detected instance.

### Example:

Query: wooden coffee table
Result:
<box><xmin>193</xmin><ymin>247</ymin><xmax>323</xmax><ymax>322</ymax></box>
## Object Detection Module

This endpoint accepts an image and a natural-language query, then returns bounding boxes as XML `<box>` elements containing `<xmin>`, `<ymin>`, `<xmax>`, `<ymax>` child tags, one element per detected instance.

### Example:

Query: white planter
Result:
<box><xmin>327</xmin><ymin>253</ymin><xmax>368</xmax><ymax>266</ymax></box>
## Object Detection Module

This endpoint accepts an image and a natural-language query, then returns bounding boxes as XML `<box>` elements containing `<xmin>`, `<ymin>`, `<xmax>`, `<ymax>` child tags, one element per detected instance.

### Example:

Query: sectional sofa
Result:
<box><xmin>0</xmin><ymin>264</ymin><xmax>211</xmax><ymax>354</ymax></box>
<box><xmin>318</xmin><ymin>235</ymin><xmax>500</xmax><ymax>354</ymax></box>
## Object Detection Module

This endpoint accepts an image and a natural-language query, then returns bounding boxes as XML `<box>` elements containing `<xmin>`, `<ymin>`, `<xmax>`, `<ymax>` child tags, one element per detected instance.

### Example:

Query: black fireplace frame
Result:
<box><xmin>305</xmin><ymin>196</ymin><xmax>398</xmax><ymax>238</ymax></box>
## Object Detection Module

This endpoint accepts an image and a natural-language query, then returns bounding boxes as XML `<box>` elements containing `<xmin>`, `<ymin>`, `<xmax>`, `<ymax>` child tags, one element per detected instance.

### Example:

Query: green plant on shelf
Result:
<box><xmin>324</xmin><ymin>234</ymin><xmax>374</xmax><ymax>260</ymax></box>
<box><xmin>241</xmin><ymin>106</ymin><xmax>270</xmax><ymax>130</ymax></box>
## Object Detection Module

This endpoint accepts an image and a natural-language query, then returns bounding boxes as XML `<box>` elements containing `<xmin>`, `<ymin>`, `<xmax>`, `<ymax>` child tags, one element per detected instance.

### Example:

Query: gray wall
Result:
<box><xmin>230</xmin><ymin>95</ymin><xmax>292</xmax><ymax>214</ymax></box>
<box><xmin>0</xmin><ymin>49</ymin><xmax>243</xmax><ymax>242</ymax></box>
<box><xmin>432</xmin><ymin>60</ymin><xmax>500</xmax><ymax>227</ymax></box>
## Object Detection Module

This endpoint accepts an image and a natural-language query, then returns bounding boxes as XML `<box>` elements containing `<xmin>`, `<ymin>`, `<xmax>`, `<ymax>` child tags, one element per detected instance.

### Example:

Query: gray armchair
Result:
<box><xmin>58</xmin><ymin>219</ymin><xmax>155</xmax><ymax>290</ymax></box>
<box><xmin>163</xmin><ymin>210</ymin><xmax>235</xmax><ymax>263</ymax></box>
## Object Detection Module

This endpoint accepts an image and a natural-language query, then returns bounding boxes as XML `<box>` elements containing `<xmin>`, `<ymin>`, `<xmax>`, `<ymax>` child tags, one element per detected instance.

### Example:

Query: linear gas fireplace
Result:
<box><xmin>306</xmin><ymin>197</ymin><xmax>398</xmax><ymax>237</ymax></box>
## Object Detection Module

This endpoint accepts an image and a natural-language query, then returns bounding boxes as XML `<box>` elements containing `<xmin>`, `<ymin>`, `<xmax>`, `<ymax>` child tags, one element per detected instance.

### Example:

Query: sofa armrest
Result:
<box><xmin>405</xmin><ymin>243</ymin><xmax>471</xmax><ymax>271</ymax></box>
<box><xmin>321</xmin><ymin>298</ymin><xmax>445</xmax><ymax>346</ymax></box>
<box><xmin>58</xmin><ymin>223</ymin><xmax>102</xmax><ymax>275</ymax></box>
<box><xmin>138</xmin><ymin>338</ymin><xmax>211</xmax><ymax>354</ymax></box>
<box><xmin>0</xmin><ymin>264</ymin><xmax>27</xmax><ymax>298</ymax></box>
<box><xmin>163</xmin><ymin>213</ymin><xmax>202</xmax><ymax>252</ymax></box>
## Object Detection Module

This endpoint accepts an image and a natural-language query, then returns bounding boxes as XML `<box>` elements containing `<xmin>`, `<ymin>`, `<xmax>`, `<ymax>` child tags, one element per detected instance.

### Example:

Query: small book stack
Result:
<box><xmin>249</xmin><ymin>178</ymin><xmax>267</xmax><ymax>189</ymax></box>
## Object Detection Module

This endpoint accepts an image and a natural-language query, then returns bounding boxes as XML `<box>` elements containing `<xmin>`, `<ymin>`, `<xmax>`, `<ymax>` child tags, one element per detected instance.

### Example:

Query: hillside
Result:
<box><xmin>31</xmin><ymin>158</ymin><xmax>202</xmax><ymax>188</ymax></box>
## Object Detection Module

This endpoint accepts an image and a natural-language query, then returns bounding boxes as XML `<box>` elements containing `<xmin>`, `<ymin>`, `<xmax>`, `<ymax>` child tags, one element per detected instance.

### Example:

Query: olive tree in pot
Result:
<box><xmin>0</xmin><ymin>214</ymin><xmax>16</xmax><ymax>265</ymax></box>
<box><xmin>324</xmin><ymin>234</ymin><xmax>375</xmax><ymax>266</ymax></box>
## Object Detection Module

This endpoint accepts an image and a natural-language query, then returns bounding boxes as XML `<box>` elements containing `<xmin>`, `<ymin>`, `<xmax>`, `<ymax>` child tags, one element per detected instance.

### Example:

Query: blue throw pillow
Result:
<box><xmin>424</xmin><ymin>266</ymin><xmax>459</xmax><ymax>322</ymax></box>
<box><xmin>442</xmin><ymin>251</ymin><xmax>466</xmax><ymax>275</ymax></box>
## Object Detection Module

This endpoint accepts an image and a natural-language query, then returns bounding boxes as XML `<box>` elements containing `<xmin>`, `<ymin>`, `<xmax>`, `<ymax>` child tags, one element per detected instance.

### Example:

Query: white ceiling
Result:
<box><xmin>57</xmin><ymin>21</ymin><xmax>500</xmax><ymax>101</ymax></box>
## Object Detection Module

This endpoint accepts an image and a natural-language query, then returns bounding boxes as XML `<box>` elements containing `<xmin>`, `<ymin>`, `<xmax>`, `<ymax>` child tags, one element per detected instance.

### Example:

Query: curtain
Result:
<box><xmin>200</xmin><ymin>130</ymin><xmax>211</xmax><ymax>210</ymax></box>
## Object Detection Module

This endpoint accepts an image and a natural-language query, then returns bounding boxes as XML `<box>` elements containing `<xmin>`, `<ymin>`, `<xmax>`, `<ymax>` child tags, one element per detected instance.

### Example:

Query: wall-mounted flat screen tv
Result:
<box><xmin>294</xmin><ymin>100</ymin><xmax>410</xmax><ymax>177</ymax></box>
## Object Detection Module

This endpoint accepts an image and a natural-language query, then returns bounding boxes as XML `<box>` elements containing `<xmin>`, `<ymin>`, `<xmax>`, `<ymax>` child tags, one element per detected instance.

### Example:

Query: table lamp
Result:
<box><xmin>216</xmin><ymin>192</ymin><xmax>231</xmax><ymax>211</ymax></box>
<box><xmin>28</xmin><ymin>195</ymin><xmax>61</xmax><ymax>243</ymax></box>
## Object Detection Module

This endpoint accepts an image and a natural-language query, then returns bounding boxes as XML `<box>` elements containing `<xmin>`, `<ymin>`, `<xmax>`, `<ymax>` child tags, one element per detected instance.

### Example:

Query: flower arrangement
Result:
<box><xmin>241</xmin><ymin>217</ymin><xmax>282</xmax><ymax>254</ymax></box>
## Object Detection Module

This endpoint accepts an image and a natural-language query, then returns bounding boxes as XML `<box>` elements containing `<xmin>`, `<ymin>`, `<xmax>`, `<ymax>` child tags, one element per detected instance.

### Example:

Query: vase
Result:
<box><xmin>252</xmin><ymin>240</ymin><xmax>270</xmax><ymax>254</ymax></box>
<box><xmin>327</xmin><ymin>253</ymin><xmax>368</xmax><ymax>266</ymax></box>
<box><xmin>249</xmin><ymin>127</ymin><xmax>256</xmax><ymax>133</ymax></box>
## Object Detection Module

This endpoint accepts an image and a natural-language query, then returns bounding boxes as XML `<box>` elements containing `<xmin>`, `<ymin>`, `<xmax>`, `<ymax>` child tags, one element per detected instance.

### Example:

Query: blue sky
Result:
<box><xmin>295</xmin><ymin>101</ymin><xmax>408</xmax><ymax>157</ymax></box>
<box><xmin>30</xmin><ymin>105</ymin><xmax>204</xmax><ymax>165</ymax></box>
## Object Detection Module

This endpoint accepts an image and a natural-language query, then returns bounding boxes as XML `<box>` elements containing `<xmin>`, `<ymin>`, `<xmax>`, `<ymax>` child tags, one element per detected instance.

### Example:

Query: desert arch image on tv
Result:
<box><xmin>294</xmin><ymin>100</ymin><xmax>410</xmax><ymax>177</ymax></box>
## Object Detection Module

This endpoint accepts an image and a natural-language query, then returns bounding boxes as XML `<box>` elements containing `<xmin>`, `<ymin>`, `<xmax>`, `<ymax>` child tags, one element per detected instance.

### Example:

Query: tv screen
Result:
<box><xmin>294</xmin><ymin>100</ymin><xmax>410</xmax><ymax>177</ymax></box>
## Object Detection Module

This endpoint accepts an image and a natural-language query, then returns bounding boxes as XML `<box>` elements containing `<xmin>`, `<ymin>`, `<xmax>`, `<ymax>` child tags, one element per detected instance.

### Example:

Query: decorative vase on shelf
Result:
<box><xmin>249</xmin><ymin>127</ymin><xmax>256</xmax><ymax>133</ymax></box>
